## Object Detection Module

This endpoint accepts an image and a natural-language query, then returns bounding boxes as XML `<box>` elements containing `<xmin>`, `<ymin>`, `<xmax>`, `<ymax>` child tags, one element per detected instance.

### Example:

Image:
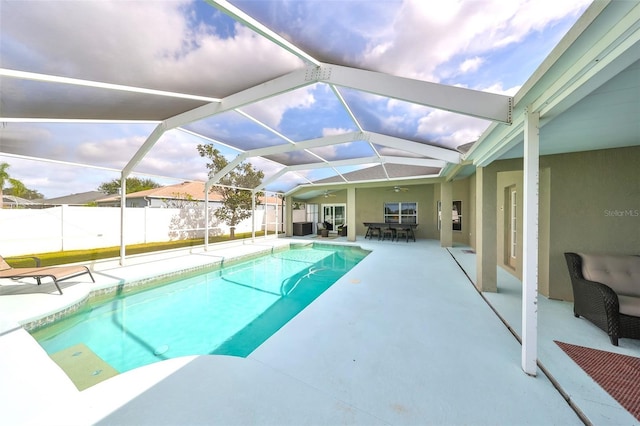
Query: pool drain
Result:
<box><xmin>154</xmin><ymin>344</ymin><xmax>169</xmax><ymax>356</ymax></box>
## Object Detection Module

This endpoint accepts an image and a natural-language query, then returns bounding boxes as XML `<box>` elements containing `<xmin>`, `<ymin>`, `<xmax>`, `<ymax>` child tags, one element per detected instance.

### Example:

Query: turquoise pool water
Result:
<box><xmin>32</xmin><ymin>243</ymin><xmax>369</xmax><ymax>373</ymax></box>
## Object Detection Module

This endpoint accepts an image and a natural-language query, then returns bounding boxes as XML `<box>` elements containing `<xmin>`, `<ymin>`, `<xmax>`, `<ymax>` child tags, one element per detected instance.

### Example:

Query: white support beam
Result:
<box><xmin>207</xmin><ymin>0</ymin><xmax>321</xmax><ymax>66</ymax></box>
<box><xmin>245</xmin><ymin>132</ymin><xmax>366</xmax><ymax>158</ymax></box>
<box><xmin>0</xmin><ymin>68</ymin><xmax>221</xmax><ymax>103</ymax></box>
<box><xmin>522</xmin><ymin>107</ymin><xmax>539</xmax><ymax>376</ymax></box>
<box><xmin>164</xmin><ymin>67</ymin><xmax>317</xmax><ymax>129</ymax></box>
<box><xmin>122</xmin><ymin>122</ymin><xmax>166</xmax><ymax>176</ymax></box>
<box><xmin>256</xmin><ymin>168</ymin><xmax>290</xmax><ymax>191</ymax></box>
<box><xmin>369</xmin><ymin>132</ymin><xmax>461</xmax><ymax>163</ymax></box>
<box><xmin>205</xmin><ymin>154</ymin><xmax>248</xmax><ymax>188</ymax></box>
<box><xmin>324</xmin><ymin>64</ymin><xmax>512</xmax><ymax>123</ymax></box>
<box><xmin>255</xmin><ymin>156</ymin><xmax>381</xmax><ymax>191</ymax></box>
<box><xmin>380</xmin><ymin>156</ymin><xmax>446</xmax><ymax>168</ymax></box>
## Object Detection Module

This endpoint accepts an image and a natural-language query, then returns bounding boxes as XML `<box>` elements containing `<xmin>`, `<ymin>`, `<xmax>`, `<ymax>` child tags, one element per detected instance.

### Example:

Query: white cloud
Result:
<box><xmin>240</xmin><ymin>87</ymin><xmax>315</xmax><ymax>130</ymax></box>
<box><xmin>359</xmin><ymin>0</ymin><xmax>590</xmax><ymax>82</ymax></box>
<box><xmin>459</xmin><ymin>56</ymin><xmax>484</xmax><ymax>74</ymax></box>
<box><xmin>417</xmin><ymin>109</ymin><xmax>490</xmax><ymax>148</ymax></box>
<box><xmin>3</xmin><ymin>2</ymin><xmax>302</xmax><ymax>96</ymax></box>
<box><xmin>322</xmin><ymin>127</ymin><xmax>351</xmax><ymax>137</ymax></box>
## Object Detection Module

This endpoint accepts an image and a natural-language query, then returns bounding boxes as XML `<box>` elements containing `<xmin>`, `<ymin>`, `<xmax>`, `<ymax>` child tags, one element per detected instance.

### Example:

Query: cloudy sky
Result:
<box><xmin>0</xmin><ymin>0</ymin><xmax>591</xmax><ymax>198</ymax></box>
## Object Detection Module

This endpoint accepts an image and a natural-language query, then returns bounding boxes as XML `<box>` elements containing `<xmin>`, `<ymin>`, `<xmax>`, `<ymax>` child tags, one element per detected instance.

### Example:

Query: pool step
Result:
<box><xmin>50</xmin><ymin>343</ymin><xmax>119</xmax><ymax>391</ymax></box>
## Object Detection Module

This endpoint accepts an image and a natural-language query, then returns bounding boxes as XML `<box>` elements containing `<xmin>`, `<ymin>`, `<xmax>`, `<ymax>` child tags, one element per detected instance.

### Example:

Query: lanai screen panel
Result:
<box><xmin>0</xmin><ymin>77</ymin><xmax>208</xmax><ymax>121</ymax></box>
<box><xmin>239</xmin><ymin>83</ymin><xmax>360</xmax><ymax>142</ymax></box>
<box><xmin>182</xmin><ymin>111</ymin><xmax>291</xmax><ymax>152</ymax></box>
<box><xmin>339</xmin><ymin>87</ymin><xmax>493</xmax><ymax>151</ymax></box>
<box><xmin>306</xmin><ymin>140</ymin><xmax>378</xmax><ymax>162</ymax></box>
<box><xmin>0</xmin><ymin>1</ymin><xmax>304</xmax><ymax>99</ymax></box>
<box><xmin>0</xmin><ymin>0</ymin><xmax>592</xmax><ymax>199</ymax></box>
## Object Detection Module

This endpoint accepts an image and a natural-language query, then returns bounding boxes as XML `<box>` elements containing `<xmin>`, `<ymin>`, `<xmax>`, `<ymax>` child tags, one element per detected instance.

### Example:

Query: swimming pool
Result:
<box><xmin>32</xmin><ymin>243</ymin><xmax>369</xmax><ymax>375</ymax></box>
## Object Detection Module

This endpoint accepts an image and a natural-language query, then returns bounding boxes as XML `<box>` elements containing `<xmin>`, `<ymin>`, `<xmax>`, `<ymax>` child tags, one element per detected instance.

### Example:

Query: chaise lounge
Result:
<box><xmin>564</xmin><ymin>252</ymin><xmax>640</xmax><ymax>346</ymax></box>
<box><xmin>0</xmin><ymin>255</ymin><xmax>95</xmax><ymax>295</ymax></box>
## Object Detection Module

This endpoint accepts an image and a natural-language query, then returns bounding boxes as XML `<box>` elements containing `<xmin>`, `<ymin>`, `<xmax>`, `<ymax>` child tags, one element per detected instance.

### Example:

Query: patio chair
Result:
<box><xmin>381</xmin><ymin>226</ymin><xmax>396</xmax><ymax>241</ymax></box>
<box><xmin>395</xmin><ymin>227</ymin><xmax>410</xmax><ymax>242</ymax></box>
<box><xmin>564</xmin><ymin>252</ymin><xmax>640</xmax><ymax>345</ymax></box>
<box><xmin>0</xmin><ymin>255</ymin><xmax>95</xmax><ymax>295</ymax></box>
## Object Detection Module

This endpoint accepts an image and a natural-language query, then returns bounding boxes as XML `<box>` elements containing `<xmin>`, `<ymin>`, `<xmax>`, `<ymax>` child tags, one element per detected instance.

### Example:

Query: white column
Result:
<box><xmin>119</xmin><ymin>176</ymin><xmax>127</xmax><ymax>266</ymax></box>
<box><xmin>251</xmin><ymin>192</ymin><xmax>256</xmax><ymax>242</ymax></box>
<box><xmin>204</xmin><ymin>185</ymin><xmax>210</xmax><ymax>251</ymax></box>
<box><xmin>522</xmin><ymin>107</ymin><xmax>539</xmax><ymax>376</ymax></box>
<box><xmin>440</xmin><ymin>181</ymin><xmax>453</xmax><ymax>247</ymax></box>
<box><xmin>347</xmin><ymin>187</ymin><xmax>356</xmax><ymax>241</ymax></box>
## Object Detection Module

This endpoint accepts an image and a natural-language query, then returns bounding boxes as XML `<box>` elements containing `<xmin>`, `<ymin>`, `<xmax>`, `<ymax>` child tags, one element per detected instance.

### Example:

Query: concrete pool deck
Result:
<box><xmin>1</xmin><ymin>237</ymin><xmax>639</xmax><ymax>425</ymax></box>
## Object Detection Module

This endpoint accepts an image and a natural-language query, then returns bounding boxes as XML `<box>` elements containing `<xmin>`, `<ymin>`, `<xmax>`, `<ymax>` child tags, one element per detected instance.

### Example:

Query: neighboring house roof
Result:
<box><xmin>2</xmin><ymin>195</ymin><xmax>37</xmax><ymax>207</ymax></box>
<box><xmin>96</xmin><ymin>181</ymin><xmax>220</xmax><ymax>204</ymax></box>
<box><xmin>96</xmin><ymin>181</ymin><xmax>281</xmax><ymax>205</ymax></box>
<box><xmin>37</xmin><ymin>191</ymin><xmax>108</xmax><ymax>206</ymax></box>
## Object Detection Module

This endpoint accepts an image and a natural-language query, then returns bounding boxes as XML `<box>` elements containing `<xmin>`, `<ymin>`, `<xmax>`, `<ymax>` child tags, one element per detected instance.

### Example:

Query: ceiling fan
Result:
<box><xmin>323</xmin><ymin>190</ymin><xmax>337</xmax><ymax>198</ymax></box>
<box><xmin>389</xmin><ymin>186</ymin><xmax>409</xmax><ymax>193</ymax></box>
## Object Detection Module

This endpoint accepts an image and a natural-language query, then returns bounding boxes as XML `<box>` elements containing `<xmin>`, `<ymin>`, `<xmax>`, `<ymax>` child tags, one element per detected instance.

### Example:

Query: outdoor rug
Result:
<box><xmin>555</xmin><ymin>341</ymin><xmax>640</xmax><ymax>420</ymax></box>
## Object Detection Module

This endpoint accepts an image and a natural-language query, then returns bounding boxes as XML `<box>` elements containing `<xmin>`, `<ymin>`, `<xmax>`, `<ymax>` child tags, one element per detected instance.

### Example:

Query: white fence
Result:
<box><xmin>0</xmin><ymin>206</ymin><xmax>272</xmax><ymax>257</ymax></box>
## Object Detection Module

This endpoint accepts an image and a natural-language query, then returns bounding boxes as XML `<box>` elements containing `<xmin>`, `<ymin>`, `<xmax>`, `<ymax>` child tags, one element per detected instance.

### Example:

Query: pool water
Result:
<box><xmin>32</xmin><ymin>243</ymin><xmax>369</xmax><ymax>374</ymax></box>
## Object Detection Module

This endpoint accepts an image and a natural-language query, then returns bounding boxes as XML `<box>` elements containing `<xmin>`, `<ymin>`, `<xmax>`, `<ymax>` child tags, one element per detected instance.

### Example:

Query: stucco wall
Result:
<box><xmin>299</xmin><ymin>185</ymin><xmax>438</xmax><ymax>239</ymax></box>
<box><xmin>295</xmin><ymin>182</ymin><xmax>473</xmax><ymax>245</ymax></box>
<box><xmin>480</xmin><ymin>146</ymin><xmax>639</xmax><ymax>301</ymax></box>
<box><xmin>354</xmin><ymin>185</ymin><xmax>438</xmax><ymax>240</ymax></box>
<box><xmin>542</xmin><ymin>145</ymin><xmax>640</xmax><ymax>300</ymax></box>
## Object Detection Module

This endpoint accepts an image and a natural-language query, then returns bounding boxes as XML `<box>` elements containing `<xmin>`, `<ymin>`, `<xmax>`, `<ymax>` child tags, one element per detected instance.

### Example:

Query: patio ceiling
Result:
<box><xmin>1</xmin><ymin>0</ymin><xmax>636</xmax><ymax>198</ymax></box>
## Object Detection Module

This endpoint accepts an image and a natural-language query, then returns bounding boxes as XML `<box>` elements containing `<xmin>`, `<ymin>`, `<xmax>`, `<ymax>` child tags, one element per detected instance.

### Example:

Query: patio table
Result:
<box><xmin>363</xmin><ymin>222</ymin><xmax>417</xmax><ymax>241</ymax></box>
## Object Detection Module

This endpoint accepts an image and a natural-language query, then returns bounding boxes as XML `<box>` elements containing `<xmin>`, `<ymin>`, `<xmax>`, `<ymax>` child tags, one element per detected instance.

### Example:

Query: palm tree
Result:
<box><xmin>0</xmin><ymin>162</ymin><xmax>10</xmax><ymax>209</ymax></box>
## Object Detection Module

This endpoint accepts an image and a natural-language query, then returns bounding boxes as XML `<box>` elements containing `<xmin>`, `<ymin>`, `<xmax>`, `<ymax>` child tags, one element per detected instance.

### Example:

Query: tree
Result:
<box><xmin>0</xmin><ymin>162</ymin><xmax>42</xmax><ymax>206</ymax></box>
<box><xmin>0</xmin><ymin>162</ymin><xmax>9</xmax><ymax>208</ymax></box>
<box><xmin>98</xmin><ymin>177</ymin><xmax>161</xmax><ymax>195</ymax></box>
<box><xmin>197</xmin><ymin>144</ymin><xmax>264</xmax><ymax>239</ymax></box>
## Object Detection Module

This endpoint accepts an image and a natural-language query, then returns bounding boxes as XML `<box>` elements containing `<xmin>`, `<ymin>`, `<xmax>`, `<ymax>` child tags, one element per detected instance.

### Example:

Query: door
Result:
<box><xmin>322</xmin><ymin>204</ymin><xmax>346</xmax><ymax>231</ymax></box>
<box><xmin>506</xmin><ymin>187</ymin><xmax>517</xmax><ymax>269</ymax></box>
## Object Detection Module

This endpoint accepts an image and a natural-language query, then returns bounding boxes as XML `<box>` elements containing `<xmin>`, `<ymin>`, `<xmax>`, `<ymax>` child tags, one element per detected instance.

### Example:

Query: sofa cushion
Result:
<box><xmin>580</xmin><ymin>253</ymin><xmax>640</xmax><ymax>297</ymax></box>
<box><xmin>618</xmin><ymin>295</ymin><xmax>640</xmax><ymax>317</ymax></box>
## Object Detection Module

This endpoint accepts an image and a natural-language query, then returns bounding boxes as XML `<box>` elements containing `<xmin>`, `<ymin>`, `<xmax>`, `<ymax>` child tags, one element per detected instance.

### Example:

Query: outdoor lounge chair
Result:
<box><xmin>564</xmin><ymin>252</ymin><xmax>640</xmax><ymax>345</ymax></box>
<box><xmin>0</xmin><ymin>255</ymin><xmax>94</xmax><ymax>295</ymax></box>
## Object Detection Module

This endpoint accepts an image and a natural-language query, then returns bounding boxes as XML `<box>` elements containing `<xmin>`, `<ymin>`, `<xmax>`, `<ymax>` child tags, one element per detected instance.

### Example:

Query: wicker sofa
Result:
<box><xmin>565</xmin><ymin>252</ymin><xmax>640</xmax><ymax>346</ymax></box>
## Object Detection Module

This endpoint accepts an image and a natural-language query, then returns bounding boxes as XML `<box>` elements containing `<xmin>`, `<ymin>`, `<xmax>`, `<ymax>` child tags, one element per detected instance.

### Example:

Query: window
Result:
<box><xmin>453</xmin><ymin>200</ymin><xmax>462</xmax><ymax>231</ymax></box>
<box><xmin>384</xmin><ymin>202</ymin><xmax>417</xmax><ymax>224</ymax></box>
<box><xmin>437</xmin><ymin>200</ymin><xmax>463</xmax><ymax>231</ymax></box>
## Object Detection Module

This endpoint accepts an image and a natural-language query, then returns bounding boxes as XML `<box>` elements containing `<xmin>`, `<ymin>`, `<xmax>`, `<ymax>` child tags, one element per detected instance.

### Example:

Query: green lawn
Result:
<box><xmin>5</xmin><ymin>231</ymin><xmax>277</xmax><ymax>267</ymax></box>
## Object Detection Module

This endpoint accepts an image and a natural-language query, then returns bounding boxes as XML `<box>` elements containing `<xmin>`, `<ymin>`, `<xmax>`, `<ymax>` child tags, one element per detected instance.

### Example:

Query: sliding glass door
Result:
<box><xmin>322</xmin><ymin>203</ymin><xmax>346</xmax><ymax>231</ymax></box>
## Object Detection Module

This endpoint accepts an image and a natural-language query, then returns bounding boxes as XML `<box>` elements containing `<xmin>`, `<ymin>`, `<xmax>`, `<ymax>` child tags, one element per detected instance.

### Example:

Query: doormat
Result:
<box><xmin>555</xmin><ymin>341</ymin><xmax>640</xmax><ymax>421</ymax></box>
<box><xmin>462</xmin><ymin>249</ymin><xmax>475</xmax><ymax>254</ymax></box>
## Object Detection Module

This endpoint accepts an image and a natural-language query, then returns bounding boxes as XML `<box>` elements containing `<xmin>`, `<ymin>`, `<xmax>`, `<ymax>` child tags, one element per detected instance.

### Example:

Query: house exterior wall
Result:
<box><xmin>295</xmin><ymin>182</ymin><xmax>472</xmax><ymax>245</ymax></box>
<box><xmin>543</xmin><ymin>145</ymin><xmax>640</xmax><ymax>301</ymax></box>
<box><xmin>477</xmin><ymin>145</ymin><xmax>638</xmax><ymax>301</ymax></box>
<box><xmin>354</xmin><ymin>185</ymin><xmax>439</xmax><ymax>240</ymax></box>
